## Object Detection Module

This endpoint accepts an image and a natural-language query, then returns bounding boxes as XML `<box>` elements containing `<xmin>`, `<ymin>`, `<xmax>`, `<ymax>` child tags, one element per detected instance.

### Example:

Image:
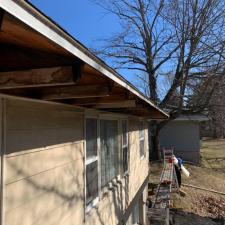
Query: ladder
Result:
<box><xmin>147</xmin><ymin>148</ymin><xmax>180</xmax><ymax>225</ymax></box>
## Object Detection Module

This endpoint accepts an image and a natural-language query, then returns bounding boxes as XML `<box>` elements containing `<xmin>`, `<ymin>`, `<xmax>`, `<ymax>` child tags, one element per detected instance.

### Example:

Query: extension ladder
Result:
<box><xmin>147</xmin><ymin>148</ymin><xmax>180</xmax><ymax>225</ymax></box>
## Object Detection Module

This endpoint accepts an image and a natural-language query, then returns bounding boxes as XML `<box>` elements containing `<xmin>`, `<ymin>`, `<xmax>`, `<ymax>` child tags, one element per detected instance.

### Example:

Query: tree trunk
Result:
<box><xmin>150</xmin><ymin>133</ymin><xmax>160</xmax><ymax>160</ymax></box>
<box><xmin>149</xmin><ymin>121</ymin><xmax>160</xmax><ymax>161</ymax></box>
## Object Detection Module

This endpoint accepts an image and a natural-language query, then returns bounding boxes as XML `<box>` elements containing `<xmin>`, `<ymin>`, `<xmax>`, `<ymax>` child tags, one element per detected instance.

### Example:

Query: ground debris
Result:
<box><xmin>193</xmin><ymin>195</ymin><xmax>225</xmax><ymax>218</ymax></box>
<box><xmin>172</xmin><ymin>210</ymin><xmax>220</xmax><ymax>225</ymax></box>
<box><xmin>149</xmin><ymin>139</ymin><xmax>225</xmax><ymax>224</ymax></box>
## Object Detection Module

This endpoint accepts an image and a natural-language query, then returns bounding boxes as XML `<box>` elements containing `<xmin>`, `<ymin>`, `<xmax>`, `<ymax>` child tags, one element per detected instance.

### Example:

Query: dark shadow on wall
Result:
<box><xmin>84</xmin><ymin>119</ymin><xmax>145</xmax><ymax>225</ymax></box>
<box><xmin>6</xmin><ymin>138</ymin><xmax>109</xmax><ymax>225</ymax></box>
<box><xmin>85</xmin><ymin>156</ymin><xmax>130</xmax><ymax>225</ymax></box>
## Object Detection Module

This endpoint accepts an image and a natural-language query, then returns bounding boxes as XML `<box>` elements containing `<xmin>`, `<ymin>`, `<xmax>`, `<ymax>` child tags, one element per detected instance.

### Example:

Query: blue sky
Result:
<box><xmin>30</xmin><ymin>0</ymin><xmax>118</xmax><ymax>47</ymax></box>
<box><xmin>29</xmin><ymin>0</ymin><xmax>143</xmax><ymax>89</ymax></box>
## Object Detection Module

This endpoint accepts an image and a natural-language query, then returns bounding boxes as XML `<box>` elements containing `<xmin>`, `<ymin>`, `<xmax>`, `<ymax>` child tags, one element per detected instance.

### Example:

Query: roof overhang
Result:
<box><xmin>0</xmin><ymin>0</ymin><xmax>168</xmax><ymax>119</ymax></box>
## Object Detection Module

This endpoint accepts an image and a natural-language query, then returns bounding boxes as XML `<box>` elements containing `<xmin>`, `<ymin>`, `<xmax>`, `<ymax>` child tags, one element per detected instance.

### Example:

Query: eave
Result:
<box><xmin>0</xmin><ymin>0</ymin><xmax>169</xmax><ymax>119</ymax></box>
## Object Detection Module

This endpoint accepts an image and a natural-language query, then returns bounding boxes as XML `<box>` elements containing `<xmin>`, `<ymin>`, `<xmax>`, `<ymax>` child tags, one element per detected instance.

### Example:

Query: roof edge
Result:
<box><xmin>0</xmin><ymin>0</ymin><xmax>168</xmax><ymax>118</ymax></box>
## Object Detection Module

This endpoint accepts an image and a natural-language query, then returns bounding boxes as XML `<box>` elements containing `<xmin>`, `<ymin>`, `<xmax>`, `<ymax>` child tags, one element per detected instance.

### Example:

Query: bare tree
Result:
<box><xmin>94</xmin><ymin>0</ymin><xmax>225</xmax><ymax>159</ymax></box>
<box><xmin>210</xmin><ymin>79</ymin><xmax>225</xmax><ymax>139</ymax></box>
<box><xmin>196</xmin><ymin>73</ymin><xmax>225</xmax><ymax>138</ymax></box>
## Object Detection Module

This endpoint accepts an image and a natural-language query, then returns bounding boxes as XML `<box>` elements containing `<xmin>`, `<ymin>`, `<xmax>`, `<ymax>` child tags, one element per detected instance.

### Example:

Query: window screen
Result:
<box><xmin>85</xmin><ymin>118</ymin><xmax>98</xmax><ymax>206</ymax></box>
<box><xmin>86</xmin><ymin>118</ymin><xmax>97</xmax><ymax>158</ymax></box>
<box><xmin>86</xmin><ymin>161</ymin><xmax>98</xmax><ymax>205</ymax></box>
<box><xmin>100</xmin><ymin>120</ymin><xmax>118</xmax><ymax>187</ymax></box>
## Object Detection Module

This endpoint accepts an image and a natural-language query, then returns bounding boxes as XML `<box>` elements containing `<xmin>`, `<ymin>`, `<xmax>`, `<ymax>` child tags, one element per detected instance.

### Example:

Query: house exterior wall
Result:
<box><xmin>0</xmin><ymin>96</ymin><xmax>149</xmax><ymax>225</ymax></box>
<box><xmin>127</xmin><ymin>118</ymin><xmax>148</xmax><ymax>213</ymax></box>
<box><xmin>159</xmin><ymin>121</ymin><xmax>200</xmax><ymax>163</ymax></box>
<box><xmin>85</xmin><ymin>117</ymin><xmax>149</xmax><ymax>225</ymax></box>
<box><xmin>4</xmin><ymin>98</ymin><xmax>85</xmax><ymax>225</ymax></box>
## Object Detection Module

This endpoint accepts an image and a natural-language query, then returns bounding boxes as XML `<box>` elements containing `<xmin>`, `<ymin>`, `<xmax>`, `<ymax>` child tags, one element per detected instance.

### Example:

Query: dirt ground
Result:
<box><xmin>149</xmin><ymin>139</ymin><xmax>225</xmax><ymax>225</ymax></box>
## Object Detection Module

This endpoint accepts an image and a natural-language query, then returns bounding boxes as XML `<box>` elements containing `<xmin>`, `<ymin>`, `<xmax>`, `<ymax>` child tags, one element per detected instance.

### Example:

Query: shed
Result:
<box><xmin>159</xmin><ymin>115</ymin><xmax>208</xmax><ymax>163</ymax></box>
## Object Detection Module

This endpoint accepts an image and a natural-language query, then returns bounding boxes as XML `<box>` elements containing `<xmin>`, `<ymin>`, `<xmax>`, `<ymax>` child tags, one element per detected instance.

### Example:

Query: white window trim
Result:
<box><xmin>85</xmin><ymin>156</ymin><xmax>98</xmax><ymax>165</ymax></box>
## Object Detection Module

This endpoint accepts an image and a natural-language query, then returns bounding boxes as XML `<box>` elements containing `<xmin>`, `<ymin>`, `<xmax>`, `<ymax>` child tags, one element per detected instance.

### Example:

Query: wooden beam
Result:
<box><xmin>93</xmin><ymin>100</ymin><xmax>136</xmax><ymax>109</ymax></box>
<box><xmin>0</xmin><ymin>44</ymin><xmax>75</xmax><ymax>72</ymax></box>
<box><xmin>71</xmin><ymin>94</ymin><xmax>128</xmax><ymax>105</ymax></box>
<box><xmin>0</xmin><ymin>2</ymin><xmax>168</xmax><ymax>119</ymax></box>
<box><xmin>72</xmin><ymin>61</ymin><xmax>85</xmax><ymax>82</ymax></box>
<box><xmin>0</xmin><ymin>8</ymin><xmax>5</xmax><ymax>31</ymax></box>
<box><xmin>0</xmin><ymin>66</ymin><xmax>82</xmax><ymax>89</ymax></box>
<box><xmin>41</xmin><ymin>85</ymin><xmax>110</xmax><ymax>100</ymax></box>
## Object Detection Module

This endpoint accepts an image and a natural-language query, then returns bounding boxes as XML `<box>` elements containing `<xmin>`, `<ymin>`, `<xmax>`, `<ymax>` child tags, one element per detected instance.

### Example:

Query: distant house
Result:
<box><xmin>0</xmin><ymin>1</ymin><xmax>168</xmax><ymax>225</ymax></box>
<box><xmin>159</xmin><ymin>115</ymin><xmax>208</xmax><ymax>163</ymax></box>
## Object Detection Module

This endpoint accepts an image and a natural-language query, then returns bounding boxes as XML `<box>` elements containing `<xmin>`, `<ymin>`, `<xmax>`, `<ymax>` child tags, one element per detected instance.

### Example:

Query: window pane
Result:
<box><xmin>122</xmin><ymin>120</ymin><xmax>128</xmax><ymax>173</ymax></box>
<box><xmin>86</xmin><ymin>161</ymin><xmax>98</xmax><ymax>205</ymax></box>
<box><xmin>122</xmin><ymin>120</ymin><xmax>128</xmax><ymax>146</ymax></box>
<box><xmin>140</xmin><ymin>139</ymin><xmax>144</xmax><ymax>157</ymax></box>
<box><xmin>86</xmin><ymin>118</ymin><xmax>97</xmax><ymax>158</ymax></box>
<box><xmin>139</xmin><ymin>121</ymin><xmax>145</xmax><ymax>157</ymax></box>
<box><xmin>139</xmin><ymin>121</ymin><xmax>144</xmax><ymax>139</ymax></box>
<box><xmin>131</xmin><ymin>201</ymin><xmax>140</xmax><ymax>224</ymax></box>
<box><xmin>123</xmin><ymin>146</ymin><xmax>128</xmax><ymax>172</ymax></box>
<box><xmin>100</xmin><ymin>120</ymin><xmax>118</xmax><ymax>187</ymax></box>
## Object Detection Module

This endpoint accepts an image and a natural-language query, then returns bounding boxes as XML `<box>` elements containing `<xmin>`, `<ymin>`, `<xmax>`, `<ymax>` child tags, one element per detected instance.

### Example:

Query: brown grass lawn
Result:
<box><xmin>149</xmin><ymin>139</ymin><xmax>225</xmax><ymax>224</ymax></box>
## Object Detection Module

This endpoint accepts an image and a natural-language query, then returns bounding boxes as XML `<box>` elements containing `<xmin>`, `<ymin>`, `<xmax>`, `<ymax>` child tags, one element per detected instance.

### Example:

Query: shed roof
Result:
<box><xmin>0</xmin><ymin>0</ymin><xmax>168</xmax><ymax>119</ymax></box>
<box><xmin>174</xmin><ymin>115</ymin><xmax>208</xmax><ymax>122</ymax></box>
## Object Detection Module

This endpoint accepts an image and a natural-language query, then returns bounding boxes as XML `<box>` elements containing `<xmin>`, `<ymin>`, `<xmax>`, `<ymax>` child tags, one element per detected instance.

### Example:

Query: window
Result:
<box><xmin>86</xmin><ymin>162</ymin><xmax>98</xmax><ymax>205</ymax></box>
<box><xmin>122</xmin><ymin>120</ymin><xmax>128</xmax><ymax>173</ymax></box>
<box><xmin>85</xmin><ymin>118</ymin><xmax>98</xmax><ymax>206</ymax></box>
<box><xmin>100</xmin><ymin>120</ymin><xmax>119</xmax><ymax>187</ymax></box>
<box><xmin>85</xmin><ymin>117</ymin><xmax>126</xmax><ymax>209</ymax></box>
<box><xmin>139</xmin><ymin>121</ymin><xmax>145</xmax><ymax>158</ymax></box>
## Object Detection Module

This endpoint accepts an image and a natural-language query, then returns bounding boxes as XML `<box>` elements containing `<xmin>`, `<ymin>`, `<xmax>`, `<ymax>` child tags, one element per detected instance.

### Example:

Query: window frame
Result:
<box><xmin>84</xmin><ymin>115</ymin><xmax>129</xmax><ymax>212</ymax></box>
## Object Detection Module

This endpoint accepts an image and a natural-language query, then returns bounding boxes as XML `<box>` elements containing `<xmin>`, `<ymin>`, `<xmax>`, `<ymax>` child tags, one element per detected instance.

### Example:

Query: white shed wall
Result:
<box><xmin>159</xmin><ymin>121</ymin><xmax>200</xmax><ymax>163</ymax></box>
